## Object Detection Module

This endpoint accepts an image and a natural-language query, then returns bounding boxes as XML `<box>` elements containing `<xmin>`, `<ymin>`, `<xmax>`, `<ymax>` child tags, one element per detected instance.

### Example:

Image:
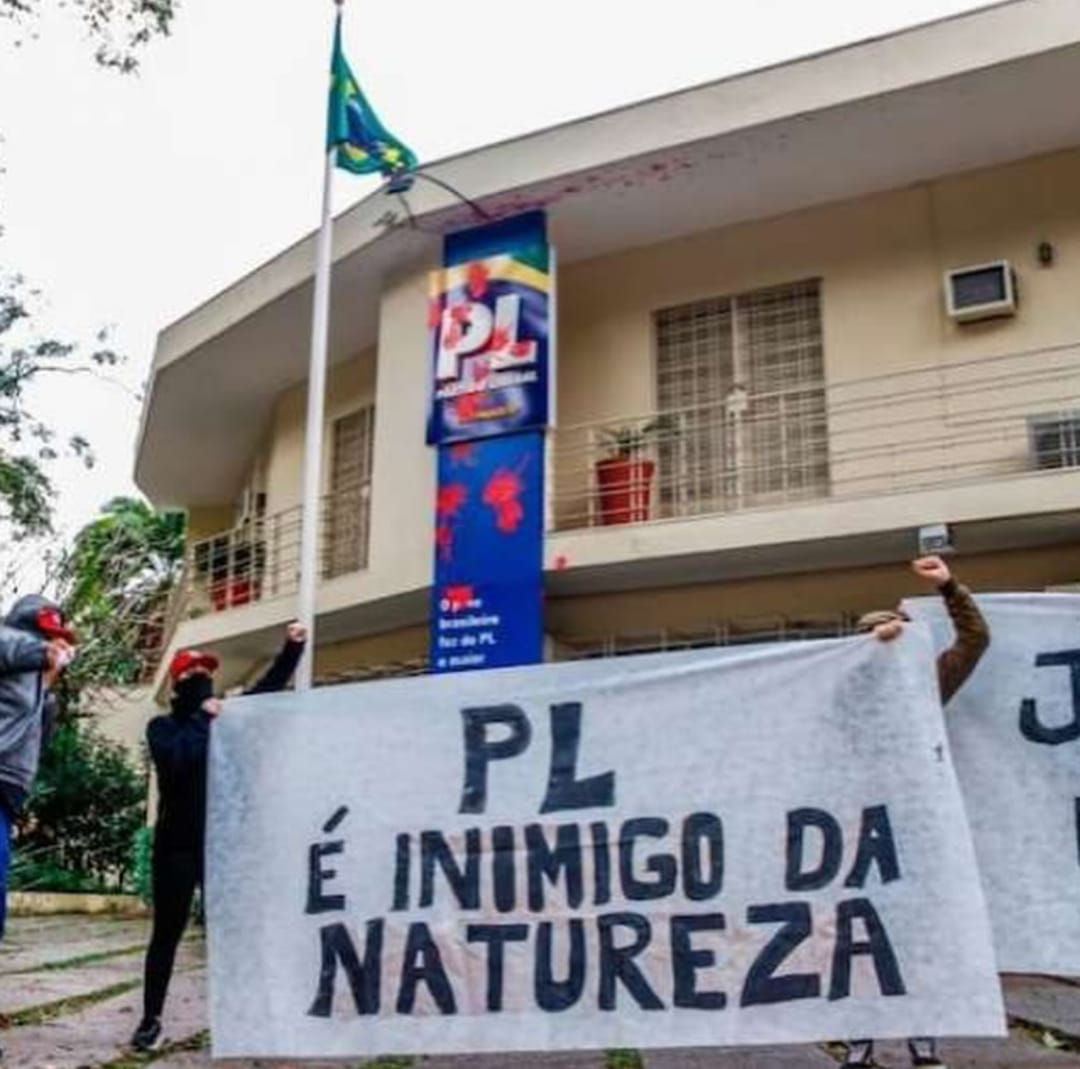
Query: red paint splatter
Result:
<box><xmin>467</xmin><ymin>262</ymin><xmax>490</xmax><ymax>299</ymax></box>
<box><xmin>427</xmin><ymin>300</ymin><xmax>443</xmax><ymax>329</ymax></box>
<box><xmin>553</xmin><ymin>554</ymin><xmax>569</xmax><ymax>570</ymax></box>
<box><xmin>450</xmin><ymin>443</ymin><xmax>476</xmax><ymax>466</ymax></box>
<box><xmin>444</xmin><ymin>321</ymin><xmax>463</xmax><ymax>349</ymax></box>
<box><xmin>450</xmin><ymin>303</ymin><xmax>471</xmax><ymax>324</ymax></box>
<box><xmin>489</xmin><ymin>326</ymin><xmax>510</xmax><ymax>352</ymax></box>
<box><xmin>444</xmin><ymin>584</ymin><xmax>474</xmax><ymax>612</ymax></box>
<box><xmin>435</xmin><ymin>523</ymin><xmax>454</xmax><ymax>562</ymax></box>
<box><xmin>437</xmin><ymin>482</ymin><xmax>468</xmax><ymax>518</ymax></box>
<box><xmin>473</xmin><ymin>358</ymin><xmax>491</xmax><ymax>384</ymax></box>
<box><xmin>510</xmin><ymin>341</ymin><xmax>532</xmax><ymax>359</ymax></box>
<box><xmin>455</xmin><ymin>393</ymin><xmax>481</xmax><ymax>423</ymax></box>
<box><xmin>483</xmin><ymin>467</ymin><xmax>526</xmax><ymax>534</ymax></box>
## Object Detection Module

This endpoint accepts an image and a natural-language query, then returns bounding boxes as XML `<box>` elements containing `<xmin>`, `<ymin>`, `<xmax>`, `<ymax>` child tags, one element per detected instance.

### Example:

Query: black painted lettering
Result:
<box><xmin>540</xmin><ymin>702</ymin><xmax>615</xmax><ymax>813</ymax></box>
<box><xmin>397</xmin><ymin>921</ymin><xmax>458</xmax><ymax>1014</ymax></box>
<box><xmin>671</xmin><ymin>914</ymin><xmax>727</xmax><ymax>1010</ymax></box>
<box><xmin>392</xmin><ymin>833</ymin><xmax>410</xmax><ymax>911</ymax></box>
<box><xmin>619</xmin><ymin>818</ymin><xmax>677</xmax><ymax>901</ymax></box>
<box><xmin>741</xmin><ymin>903</ymin><xmax>820</xmax><ymax>1007</ymax></box>
<box><xmin>492</xmin><ymin>825</ymin><xmax>517</xmax><ymax>913</ymax></box>
<box><xmin>459</xmin><ymin>705</ymin><xmax>532</xmax><ymax>813</ymax></box>
<box><xmin>591</xmin><ymin>822</ymin><xmax>612</xmax><ymax>906</ymax></box>
<box><xmin>786</xmin><ymin>808</ymin><xmax>843</xmax><ymax>892</ymax></box>
<box><xmin>307</xmin><ymin>920</ymin><xmax>383</xmax><ymax>1017</ymax></box>
<box><xmin>682</xmin><ymin>813</ymin><xmax>724</xmax><ymax>901</ymax></box>
<box><xmin>845</xmin><ymin>806</ymin><xmax>901</xmax><ymax>888</ymax></box>
<box><xmin>306</xmin><ymin>841</ymin><xmax>346</xmax><ymax>914</ymax></box>
<box><xmin>597</xmin><ymin>912</ymin><xmax>664</xmax><ymax>1011</ymax></box>
<box><xmin>467</xmin><ymin>924</ymin><xmax>529</xmax><ymax>1012</ymax></box>
<box><xmin>535</xmin><ymin>919</ymin><xmax>587</xmax><ymax>1012</ymax></box>
<box><xmin>420</xmin><ymin>829</ymin><xmax>481</xmax><ymax>909</ymax></box>
<box><xmin>1020</xmin><ymin>650</ymin><xmax>1080</xmax><ymax>746</ymax></box>
<box><xmin>525</xmin><ymin>823</ymin><xmax>584</xmax><ymax>911</ymax></box>
<box><xmin>828</xmin><ymin>898</ymin><xmax>906</xmax><ymax>1000</ymax></box>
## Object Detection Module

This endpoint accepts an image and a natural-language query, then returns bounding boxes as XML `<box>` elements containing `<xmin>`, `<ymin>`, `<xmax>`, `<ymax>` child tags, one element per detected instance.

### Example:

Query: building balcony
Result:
<box><xmin>547</xmin><ymin>341</ymin><xmax>1080</xmax><ymax>591</ymax></box>
<box><xmin>160</xmin><ymin>480</ymin><xmax>371</xmax><ymax>649</ymax></box>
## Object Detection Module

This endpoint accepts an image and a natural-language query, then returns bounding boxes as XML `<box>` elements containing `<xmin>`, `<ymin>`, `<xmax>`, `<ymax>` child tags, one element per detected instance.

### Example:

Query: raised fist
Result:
<box><xmin>286</xmin><ymin>621</ymin><xmax>308</xmax><ymax>644</ymax></box>
<box><xmin>912</xmin><ymin>555</ymin><xmax>952</xmax><ymax>588</ymax></box>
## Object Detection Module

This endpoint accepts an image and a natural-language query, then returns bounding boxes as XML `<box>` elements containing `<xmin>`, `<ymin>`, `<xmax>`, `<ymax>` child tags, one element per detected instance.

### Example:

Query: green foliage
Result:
<box><xmin>54</xmin><ymin>496</ymin><xmax>186</xmax><ymax>701</ymax></box>
<box><xmin>131</xmin><ymin>823</ymin><xmax>154</xmax><ymax>904</ymax></box>
<box><xmin>0</xmin><ymin>0</ymin><xmax>176</xmax><ymax>71</ymax></box>
<box><xmin>599</xmin><ymin>418</ymin><xmax>672</xmax><ymax>459</ymax></box>
<box><xmin>0</xmin><ymin>275</ymin><xmax>123</xmax><ymax>547</ymax></box>
<box><xmin>13</xmin><ymin>721</ymin><xmax>147</xmax><ymax>892</ymax></box>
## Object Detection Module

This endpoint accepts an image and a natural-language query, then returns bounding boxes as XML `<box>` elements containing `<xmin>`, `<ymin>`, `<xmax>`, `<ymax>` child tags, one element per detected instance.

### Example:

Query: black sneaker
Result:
<box><xmin>131</xmin><ymin>1016</ymin><xmax>162</xmax><ymax>1052</ymax></box>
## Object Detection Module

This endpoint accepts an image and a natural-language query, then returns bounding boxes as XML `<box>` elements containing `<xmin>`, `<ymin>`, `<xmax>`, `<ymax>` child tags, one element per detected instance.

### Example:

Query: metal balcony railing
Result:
<box><xmin>167</xmin><ymin>482</ymin><xmax>371</xmax><ymax>629</ymax></box>
<box><xmin>550</xmin><ymin>342</ymin><xmax>1080</xmax><ymax>531</ymax></box>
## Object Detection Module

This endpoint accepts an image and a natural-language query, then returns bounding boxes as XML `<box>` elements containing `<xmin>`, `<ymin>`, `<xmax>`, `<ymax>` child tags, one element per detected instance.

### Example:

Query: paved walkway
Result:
<box><xmin>3</xmin><ymin>916</ymin><xmax>1080</xmax><ymax>1068</ymax></box>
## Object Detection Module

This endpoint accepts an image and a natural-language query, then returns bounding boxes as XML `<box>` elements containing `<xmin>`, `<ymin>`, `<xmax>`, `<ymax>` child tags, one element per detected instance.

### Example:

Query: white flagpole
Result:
<box><xmin>295</xmin><ymin>39</ymin><xmax>340</xmax><ymax>690</ymax></box>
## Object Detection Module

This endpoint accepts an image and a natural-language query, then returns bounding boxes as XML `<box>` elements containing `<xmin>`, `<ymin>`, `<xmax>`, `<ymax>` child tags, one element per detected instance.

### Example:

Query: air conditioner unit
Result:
<box><xmin>1028</xmin><ymin>414</ymin><xmax>1080</xmax><ymax>470</ymax></box>
<box><xmin>944</xmin><ymin>261</ymin><xmax>1016</xmax><ymax>323</ymax></box>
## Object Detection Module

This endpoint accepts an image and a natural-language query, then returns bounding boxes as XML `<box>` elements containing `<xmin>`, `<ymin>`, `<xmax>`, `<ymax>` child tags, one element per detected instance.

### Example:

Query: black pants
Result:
<box><xmin>143</xmin><ymin>845</ymin><xmax>202</xmax><ymax>1020</ymax></box>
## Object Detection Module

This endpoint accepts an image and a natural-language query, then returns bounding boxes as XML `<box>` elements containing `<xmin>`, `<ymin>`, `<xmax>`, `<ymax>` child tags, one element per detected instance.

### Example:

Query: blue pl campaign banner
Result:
<box><xmin>431</xmin><ymin>431</ymin><xmax>545</xmax><ymax>672</ymax></box>
<box><xmin>426</xmin><ymin>211</ymin><xmax>551</xmax><ymax>446</ymax></box>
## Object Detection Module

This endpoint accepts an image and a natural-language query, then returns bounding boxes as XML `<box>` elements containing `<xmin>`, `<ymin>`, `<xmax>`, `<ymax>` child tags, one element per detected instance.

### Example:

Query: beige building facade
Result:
<box><xmin>136</xmin><ymin>0</ymin><xmax>1080</xmax><ymax>692</ymax></box>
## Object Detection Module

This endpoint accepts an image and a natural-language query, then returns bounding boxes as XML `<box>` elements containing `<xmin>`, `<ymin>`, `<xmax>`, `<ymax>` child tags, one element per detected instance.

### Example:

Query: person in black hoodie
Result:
<box><xmin>131</xmin><ymin>621</ymin><xmax>306</xmax><ymax>1053</ymax></box>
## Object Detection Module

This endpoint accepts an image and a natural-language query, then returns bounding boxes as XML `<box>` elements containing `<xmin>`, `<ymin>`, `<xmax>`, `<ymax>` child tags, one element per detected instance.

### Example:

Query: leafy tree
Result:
<box><xmin>0</xmin><ymin>275</ymin><xmax>120</xmax><ymax>549</ymax></box>
<box><xmin>0</xmin><ymin>0</ymin><xmax>176</xmax><ymax>71</ymax></box>
<box><xmin>13</xmin><ymin>721</ymin><xmax>147</xmax><ymax>891</ymax></box>
<box><xmin>54</xmin><ymin>495</ymin><xmax>187</xmax><ymax>707</ymax></box>
<box><xmin>0</xmin><ymin>0</ymin><xmax>177</xmax><ymax>545</ymax></box>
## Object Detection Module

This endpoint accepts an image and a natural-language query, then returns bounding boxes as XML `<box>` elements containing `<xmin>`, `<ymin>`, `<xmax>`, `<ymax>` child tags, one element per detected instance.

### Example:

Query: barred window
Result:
<box><xmin>655</xmin><ymin>279</ymin><xmax>828</xmax><ymax>515</ymax></box>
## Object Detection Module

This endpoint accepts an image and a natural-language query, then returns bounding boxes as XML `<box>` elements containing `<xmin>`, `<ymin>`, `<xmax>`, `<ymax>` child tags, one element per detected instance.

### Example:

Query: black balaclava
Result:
<box><xmin>172</xmin><ymin>673</ymin><xmax>215</xmax><ymax>717</ymax></box>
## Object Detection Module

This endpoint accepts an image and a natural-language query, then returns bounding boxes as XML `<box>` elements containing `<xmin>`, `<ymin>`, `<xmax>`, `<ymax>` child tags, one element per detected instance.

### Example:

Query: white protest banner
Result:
<box><xmin>206</xmin><ymin>631</ymin><xmax>1004</xmax><ymax>1060</ymax></box>
<box><xmin>906</xmin><ymin>592</ymin><xmax>1080</xmax><ymax>974</ymax></box>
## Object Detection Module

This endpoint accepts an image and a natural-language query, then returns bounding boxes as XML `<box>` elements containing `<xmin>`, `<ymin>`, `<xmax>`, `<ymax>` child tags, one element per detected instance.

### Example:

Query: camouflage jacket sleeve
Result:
<box><xmin>936</xmin><ymin>579</ymin><xmax>990</xmax><ymax>705</ymax></box>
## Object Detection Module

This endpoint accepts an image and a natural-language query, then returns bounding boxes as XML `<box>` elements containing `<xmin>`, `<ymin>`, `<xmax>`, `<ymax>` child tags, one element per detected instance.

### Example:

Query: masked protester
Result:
<box><xmin>131</xmin><ymin>621</ymin><xmax>306</xmax><ymax>1053</ymax></box>
<box><xmin>0</xmin><ymin>594</ymin><xmax>75</xmax><ymax>1058</ymax></box>
<box><xmin>841</xmin><ymin>555</ymin><xmax>989</xmax><ymax>1069</ymax></box>
<box><xmin>0</xmin><ymin>594</ymin><xmax>76</xmax><ymax>912</ymax></box>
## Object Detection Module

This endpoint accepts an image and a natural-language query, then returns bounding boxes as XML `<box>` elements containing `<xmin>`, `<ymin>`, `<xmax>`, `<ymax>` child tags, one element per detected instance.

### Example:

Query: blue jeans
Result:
<box><xmin>0</xmin><ymin>800</ymin><xmax>11</xmax><ymax>939</ymax></box>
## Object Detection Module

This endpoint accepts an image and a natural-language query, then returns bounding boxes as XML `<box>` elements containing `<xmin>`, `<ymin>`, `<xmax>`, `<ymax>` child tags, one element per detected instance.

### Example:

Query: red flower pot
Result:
<box><xmin>595</xmin><ymin>457</ymin><xmax>655</xmax><ymax>525</ymax></box>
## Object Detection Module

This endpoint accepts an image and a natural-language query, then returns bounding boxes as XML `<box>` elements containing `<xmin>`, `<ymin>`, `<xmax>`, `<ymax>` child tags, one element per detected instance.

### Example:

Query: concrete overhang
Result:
<box><xmin>136</xmin><ymin>0</ymin><xmax>1080</xmax><ymax>506</ymax></box>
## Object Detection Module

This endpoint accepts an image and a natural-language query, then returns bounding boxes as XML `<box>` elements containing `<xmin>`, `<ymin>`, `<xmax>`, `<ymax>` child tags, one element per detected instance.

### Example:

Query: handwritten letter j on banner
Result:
<box><xmin>206</xmin><ymin>633</ymin><xmax>1004</xmax><ymax>1059</ymax></box>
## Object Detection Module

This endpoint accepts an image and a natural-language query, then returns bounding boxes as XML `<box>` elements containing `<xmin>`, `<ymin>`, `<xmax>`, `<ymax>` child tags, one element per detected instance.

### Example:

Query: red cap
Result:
<box><xmin>169</xmin><ymin>648</ymin><xmax>220</xmax><ymax>682</ymax></box>
<box><xmin>36</xmin><ymin>606</ymin><xmax>77</xmax><ymax>644</ymax></box>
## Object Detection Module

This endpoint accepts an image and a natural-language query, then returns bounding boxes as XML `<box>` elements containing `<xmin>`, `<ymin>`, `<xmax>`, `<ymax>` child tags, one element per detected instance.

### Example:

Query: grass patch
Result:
<box><xmin>1010</xmin><ymin>1015</ymin><xmax>1080</xmax><ymax>1055</ymax></box>
<box><xmin>606</xmin><ymin>1050</ymin><xmax>644</xmax><ymax>1069</ymax></box>
<box><xmin>97</xmin><ymin>1028</ymin><xmax>210</xmax><ymax>1069</ymax></box>
<box><xmin>363</xmin><ymin>1059</ymin><xmax>415</xmax><ymax>1069</ymax></box>
<box><xmin>3</xmin><ymin>978</ymin><xmax>142</xmax><ymax>1028</ymax></box>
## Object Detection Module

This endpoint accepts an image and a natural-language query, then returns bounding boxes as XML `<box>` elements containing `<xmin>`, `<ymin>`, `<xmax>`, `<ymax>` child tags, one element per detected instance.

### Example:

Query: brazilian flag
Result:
<box><xmin>326</xmin><ymin>16</ymin><xmax>417</xmax><ymax>177</ymax></box>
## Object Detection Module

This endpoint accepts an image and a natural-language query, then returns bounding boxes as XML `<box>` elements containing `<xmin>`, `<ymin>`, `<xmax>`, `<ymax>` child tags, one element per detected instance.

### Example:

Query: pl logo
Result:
<box><xmin>434</xmin><ymin>293</ymin><xmax>537</xmax><ymax>387</ymax></box>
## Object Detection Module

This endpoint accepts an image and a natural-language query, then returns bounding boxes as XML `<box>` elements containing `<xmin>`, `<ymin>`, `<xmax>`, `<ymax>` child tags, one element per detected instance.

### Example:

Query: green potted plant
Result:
<box><xmin>595</xmin><ymin>420</ymin><xmax>665</xmax><ymax>525</ymax></box>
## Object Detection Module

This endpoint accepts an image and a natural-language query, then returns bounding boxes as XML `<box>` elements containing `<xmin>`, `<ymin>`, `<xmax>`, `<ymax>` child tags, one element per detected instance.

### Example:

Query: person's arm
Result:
<box><xmin>243</xmin><ymin>622</ymin><xmax>307</xmax><ymax>696</ymax></box>
<box><xmin>0</xmin><ymin>629</ymin><xmax>51</xmax><ymax>675</ymax></box>
<box><xmin>912</xmin><ymin>557</ymin><xmax>990</xmax><ymax>704</ymax></box>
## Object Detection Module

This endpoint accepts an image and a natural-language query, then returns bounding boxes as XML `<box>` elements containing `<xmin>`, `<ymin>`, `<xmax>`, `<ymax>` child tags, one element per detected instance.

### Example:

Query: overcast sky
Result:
<box><xmin>0</xmin><ymin>0</ymin><xmax>997</xmax><ymax>583</ymax></box>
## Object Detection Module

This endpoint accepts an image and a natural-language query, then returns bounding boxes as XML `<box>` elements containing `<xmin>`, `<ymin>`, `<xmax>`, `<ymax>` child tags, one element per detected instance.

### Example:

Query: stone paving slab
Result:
<box><xmin>0</xmin><ymin>916</ymin><xmax>150</xmax><ymax>974</ymax></box>
<box><xmin>0</xmin><ymin>938</ymin><xmax>204</xmax><ymax>1016</ymax></box>
<box><xmin>1004</xmin><ymin>976</ymin><xmax>1080</xmax><ymax>1037</ymax></box>
<box><xmin>1</xmin><ymin>966</ymin><xmax>206</xmax><ymax>1069</ymax></box>
<box><xmin>646</xmin><ymin>1046</ymin><xmax>837</xmax><ymax>1068</ymax></box>
<box><xmin>867</xmin><ymin>1035</ymin><xmax>1080</xmax><ymax>1067</ymax></box>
